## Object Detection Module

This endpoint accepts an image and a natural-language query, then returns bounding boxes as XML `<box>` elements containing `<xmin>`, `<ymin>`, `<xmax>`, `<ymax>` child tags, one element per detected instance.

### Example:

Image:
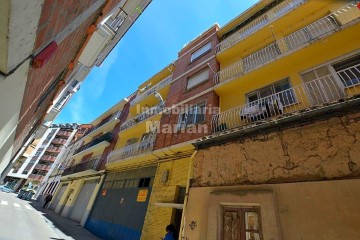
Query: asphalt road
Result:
<box><xmin>0</xmin><ymin>191</ymin><xmax>62</xmax><ymax>240</ymax></box>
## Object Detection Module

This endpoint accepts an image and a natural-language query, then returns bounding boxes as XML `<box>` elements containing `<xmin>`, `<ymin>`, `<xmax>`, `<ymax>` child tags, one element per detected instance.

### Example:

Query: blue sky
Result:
<box><xmin>55</xmin><ymin>0</ymin><xmax>259</xmax><ymax>124</ymax></box>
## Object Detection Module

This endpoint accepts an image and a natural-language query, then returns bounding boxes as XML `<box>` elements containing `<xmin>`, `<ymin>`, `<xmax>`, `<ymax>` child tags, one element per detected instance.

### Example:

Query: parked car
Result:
<box><xmin>0</xmin><ymin>185</ymin><xmax>14</xmax><ymax>193</ymax></box>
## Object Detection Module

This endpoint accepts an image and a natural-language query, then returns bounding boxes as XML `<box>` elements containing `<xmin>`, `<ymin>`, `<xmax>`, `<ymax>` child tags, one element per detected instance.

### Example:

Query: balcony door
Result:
<box><xmin>301</xmin><ymin>65</ymin><xmax>345</xmax><ymax>106</ymax></box>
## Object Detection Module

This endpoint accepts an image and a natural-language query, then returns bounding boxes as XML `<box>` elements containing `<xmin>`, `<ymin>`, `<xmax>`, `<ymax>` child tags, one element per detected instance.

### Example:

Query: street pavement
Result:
<box><xmin>0</xmin><ymin>192</ymin><xmax>100</xmax><ymax>240</ymax></box>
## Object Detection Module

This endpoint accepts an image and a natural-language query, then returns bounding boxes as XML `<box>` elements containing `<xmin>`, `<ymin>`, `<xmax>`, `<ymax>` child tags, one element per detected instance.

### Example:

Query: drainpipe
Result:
<box><xmin>179</xmin><ymin>150</ymin><xmax>197</xmax><ymax>239</ymax></box>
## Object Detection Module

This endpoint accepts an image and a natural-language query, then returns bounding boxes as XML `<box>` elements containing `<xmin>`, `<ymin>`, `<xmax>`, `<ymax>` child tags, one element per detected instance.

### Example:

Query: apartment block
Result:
<box><xmin>51</xmin><ymin>97</ymin><xmax>131</xmax><ymax>227</ymax></box>
<box><xmin>0</xmin><ymin>0</ymin><xmax>153</xmax><ymax>181</ymax></box>
<box><xmin>183</xmin><ymin>1</ymin><xmax>360</xmax><ymax>240</ymax></box>
<box><xmin>5</xmin><ymin>123</ymin><xmax>79</xmax><ymax>192</ymax></box>
<box><xmin>36</xmin><ymin>124</ymin><xmax>92</xmax><ymax>202</ymax></box>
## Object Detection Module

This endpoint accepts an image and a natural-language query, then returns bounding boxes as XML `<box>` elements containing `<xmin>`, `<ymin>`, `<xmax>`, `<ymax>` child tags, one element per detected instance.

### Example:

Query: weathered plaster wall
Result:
<box><xmin>193</xmin><ymin>112</ymin><xmax>360</xmax><ymax>187</ymax></box>
<box><xmin>184</xmin><ymin>180</ymin><xmax>360</xmax><ymax>240</ymax></box>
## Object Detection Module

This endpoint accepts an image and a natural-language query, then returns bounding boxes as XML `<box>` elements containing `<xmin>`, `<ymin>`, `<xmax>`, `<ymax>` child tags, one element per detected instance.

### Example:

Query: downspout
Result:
<box><xmin>179</xmin><ymin>150</ymin><xmax>197</xmax><ymax>239</ymax></box>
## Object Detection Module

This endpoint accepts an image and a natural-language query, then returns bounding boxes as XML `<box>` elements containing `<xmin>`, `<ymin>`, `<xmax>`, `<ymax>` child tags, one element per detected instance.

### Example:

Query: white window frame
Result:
<box><xmin>190</xmin><ymin>42</ymin><xmax>211</xmax><ymax>62</ymax></box>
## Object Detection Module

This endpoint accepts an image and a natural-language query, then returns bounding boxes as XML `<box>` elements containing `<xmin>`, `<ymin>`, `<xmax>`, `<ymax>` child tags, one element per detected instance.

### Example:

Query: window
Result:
<box><xmin>190</xmin><ymin>42</ymin><xmax>211</xmax><ymax>62</ymax></box>
<box><xmin>332</xmin><ymin>54</ymin><xmax>360</xmax><ymax>87</ymax></box>
<box><xmin>246</xmin><ymin>78</ymin><xmax>296</xmax><ymax>106</ymax></box>
<box><xmin>138</xmin><ymin>178</ymin><xmax>151</xmax><ymax>188</ymax></box>
<box><xmin>177</xmin><ymin>102</ymin><xmax>206</xmax><ymax>129</ymax></box>
<box><xmin>187</xmin><ymin>69</ymin><xmax>209</xmax><ymax>89</ymax></box>
<box><xmin>223</xmin><ymin>207</ymin><xmax>263</xmax><ymax>240</ymax></box>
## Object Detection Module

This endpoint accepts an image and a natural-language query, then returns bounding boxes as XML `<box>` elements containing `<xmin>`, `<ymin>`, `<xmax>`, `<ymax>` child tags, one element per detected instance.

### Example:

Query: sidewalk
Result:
<box><xmin>30</xmin><ymin>199</ymin><xmax>101</xmax><ymax>240</ymax></box>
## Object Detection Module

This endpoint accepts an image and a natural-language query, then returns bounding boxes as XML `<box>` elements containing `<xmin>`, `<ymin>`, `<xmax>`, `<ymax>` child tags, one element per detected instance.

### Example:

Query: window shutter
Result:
<box><xmin>187</xmin><ymin>69</ymin><xmax>209</xmax><ymax>89</ymax></box>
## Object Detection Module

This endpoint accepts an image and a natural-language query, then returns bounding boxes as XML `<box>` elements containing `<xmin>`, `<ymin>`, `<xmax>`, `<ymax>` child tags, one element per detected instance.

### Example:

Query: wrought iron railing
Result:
<box><xmin>120</xmin><ymin>103</ymin><xmax>164</xmax><ymax>131</ymax></box>
<box><xmin>216</xmin><ymin>0</ymin><xmax>306</xmax><ymax>53</ymax></box>
<box><xmin>74</xmin><ymin>132</ymin><xmax>113</xmax><ymax>155</ymax></box>
<box><xmin>131</xmin><ymin>76</ymin><xmax>172</xmax><ymax>105</ymax></box>
<box><xmin>107</xmin><ymin>137</ymin><xmax>156</xmax><ymax>163</ymax></box>
<box><xmin>212</xmin><ymin>64</ymin><xmax>360</xmax><ymax>133</ymax></box>
<box><xmin>62</xmin><ymin>157</ymin><xmax>101</xmax><ymax>176</ymax></box>
<box><xmin>214</xmin><ymin>2</ymin><xmax>359</xmax><ymax>85</ymax></box>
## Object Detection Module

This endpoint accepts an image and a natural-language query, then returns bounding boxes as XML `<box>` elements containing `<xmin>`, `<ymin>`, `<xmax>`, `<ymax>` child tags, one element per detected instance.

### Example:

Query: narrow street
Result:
<box><xmin>0</xmin><ymin>192</ymin><xmax>62</xmax><ymax>239</ymax></box>
<box><xmin>0</xmin><ymin>191</ymin><xmax>99</xmax><ymax>240</ymax></box>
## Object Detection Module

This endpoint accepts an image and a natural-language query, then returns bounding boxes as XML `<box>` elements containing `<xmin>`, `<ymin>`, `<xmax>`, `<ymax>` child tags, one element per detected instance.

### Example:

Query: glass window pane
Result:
<box><xmin>245</xmin><ymin>211</ymin><xmax>260</xmax><ymax>231</ymax></box>
<box><xmin>259</xmin><ymin>86</ymin><xmax>273</xmax><ymax>98</ymax></box>
<box><xmin>246</xmin><ymin>232</ymin><xmax>261</xmax><ymax>240</ymax></box>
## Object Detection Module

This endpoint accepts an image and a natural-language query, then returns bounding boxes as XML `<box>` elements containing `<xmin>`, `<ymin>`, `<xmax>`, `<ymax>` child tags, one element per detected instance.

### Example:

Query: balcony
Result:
<box><xmin>214</xmin><ymin>2</ymin><xmax>359</xmax><ymax>85</ymax></box>
<box><xmin>73</xmin><ymin>132</ymin><xmax>113</xmax><ymax>157</ymax></box>
<box><xmin>34</xmin><ymin>164</ymin><xmax>51</xmax><ymax>171</ymax></box>
<box><xmin>131</xmin><ymin>76</ymin><xmax>172</xmax><ymax>106</ymax></box>
<box><xmin>120</xmin><ymin>103</ymin><xmax>165</xmax><ymax>131</ymax></box>
<box><xmin>40</xmin><ymin>155</ymin><xmax>56</xmax><ymax>162</ymax></box>
<box><xmin>212</xmin><ymin>64</ymin><xmax>360</xmax><ymax>133</ymax></box>
<box><xmin>45</xmin><ymin>146</ymin><xmax>62</xmax><ymax>153</ymax></box>
<box><xmin>84</xmin><ymin>111</ymin><xmax>121</xmax><ymax>137</ymax></box>
<box><xmin>216</xmin><ymin>0</ymin><xmax>306</xmax><ymax>53</ymax></box>
<box><xmin>57</xmin><ymin>131</ymin><xmax>72</xmax><ymax>137</ymax></box>
<box><xmin>62</xmin><ymin>157</ymin><xmax>101</xmax><ymax>177</ymax></box>
<box><xmin>52</xmin><ymin>138</ymin><xmax>67</xmax><ymax>145</ymax></box>
<box><xmin>28</xmin><ymin>174</ymin><xmax>45</xmax><ymax>181</ymax></box>
<box><xmin>107</xmin><ymin>137</ymin><xmax>156</xmax><ymax>163</ymax></box>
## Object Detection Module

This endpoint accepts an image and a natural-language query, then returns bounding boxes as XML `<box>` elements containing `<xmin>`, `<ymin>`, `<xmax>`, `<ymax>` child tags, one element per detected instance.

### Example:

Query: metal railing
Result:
<box><xmin>74</xmin><ymin>132</ymin><xmax>113</xmax><ymax>155</ymax></box>
<box><xmin>214</xmin><ymin>2</ymin><xmax>359</xmax><ymax>85</ymax></box>
<box><xmin>84</xmin><ymin>111</ymin><xmax>121</xmax><ymax>136</ymax></box>
<box><xmin>216</xmin><ymin>0</ymin><xmax>306</xmax><ymax>53</ymax></box>
<box><xmin>120</xmin><ymin>103</ymin><xmax>165</xmax><ymax>131</ymax></box>
<box><xmin>212</xmin><ymin>64</ymin><xmax>360</xmax><ymax>133</ymax></box>
<box><xmin>131</xmin><ymin>76</ymin><xmax>172</xmax><ymax>105</ymax></box>
<box><xmin>62</xmin><ymin>157</ymin><xmax>101</xmax><ymax>176</ymax></box>
<box><xmin>107</xmin><ymin>137</ymin><xmax>156</xmax><ymax>163</ymax></box>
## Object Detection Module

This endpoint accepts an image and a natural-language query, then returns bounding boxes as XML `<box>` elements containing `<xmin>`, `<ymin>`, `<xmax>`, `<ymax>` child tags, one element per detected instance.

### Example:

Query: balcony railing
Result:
<box><xmin>214</xmin><ymin>2</ymin><xmax>359</xmax><ymax>85</ymax></box>
<box><xmin>84</xmin><ymin>111</ymin><xmax>121</xmax><ymax>137</ymax></box>
<box><xmin>62</xmin><ymin>157</ymin><xmax>101</xmax><ymax>177</ymax></box>
<box><xmin>216</xmin><ymin>0</ymin><xmax>306</xmax><ymax>53</ymax></box>
<box><xmin>28</xmin><ymin>174</ymin><xmax>45</xmax><ymax>181</ymax></box>
<box><xmin>74</xmin><ymin>132</ymin><xmax>113</xmax><ymax>155</ymax></box>
<box><xmin>107</xmin><ymin>137</ymin><xmax>156</xmax><ymax>163</ymax></box>
<box><xmin>40</xmin><ymin>155</ymin><xmax>56</xmax><ymax>162</ymax></box>
<box><xmin>34</xmin><ymin>164</ymin><xmax>51</xmax><ymax>171</ymax></box>
<box><xmin>212</xmin><ymin>64</ymin><xmax>360</xmax><ymax>133</ymax></box>
<box><xmin>131</xmin><ymin>76</ymin><xmax>172</xmax><ymax>105</ymax></box>
<box><xmin>120</xmin><ymin>103</ymin><xmax>165</xmax><ymax>131</ymax></box>
<box><xmin>52</xmin><ymin>138</ymin><xmax>67</xmax><ymax>145</ymax></box>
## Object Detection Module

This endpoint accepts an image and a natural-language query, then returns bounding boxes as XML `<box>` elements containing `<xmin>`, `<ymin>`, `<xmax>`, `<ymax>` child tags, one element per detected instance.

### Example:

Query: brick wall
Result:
<box><xmin>154</xmin><ymin>26</ymin><xmax>220</xmax><ymax>150</ymax></box>
<box><xmin>141</xmin><ymin>157</ymin><xmax>191</xmax><ymax>240</ymax></box>
<box><xmin>13</xmin><ymin>0</ymin><xmax>105</xmax><ymax>155</ymax></box>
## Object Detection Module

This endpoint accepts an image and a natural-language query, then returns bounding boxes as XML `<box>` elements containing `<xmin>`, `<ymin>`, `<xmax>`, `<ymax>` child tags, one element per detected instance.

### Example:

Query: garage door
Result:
<box><xmin>49</xmin><ymin>183</ymin><xmax>67</xmax><ymax>210</ymax></box>
<box><xmin>69</xmin><ymin>180</ymin><xmax>97</xmax><ymax>222</ymax></box>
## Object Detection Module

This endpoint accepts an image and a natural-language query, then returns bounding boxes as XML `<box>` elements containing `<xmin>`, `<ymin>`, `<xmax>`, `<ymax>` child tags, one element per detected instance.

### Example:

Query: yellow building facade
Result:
<box><xmin>183</xmin><ymin>1</ymin><xmax>360</xmax><ymax>240</ymax></box>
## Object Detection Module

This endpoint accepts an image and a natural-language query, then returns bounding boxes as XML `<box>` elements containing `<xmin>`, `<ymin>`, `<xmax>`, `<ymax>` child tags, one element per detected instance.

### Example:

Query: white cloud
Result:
<box><xmin>86</xmin><ymin>46</ymin><xmax>121</xmax><ymax>98</ymax></box>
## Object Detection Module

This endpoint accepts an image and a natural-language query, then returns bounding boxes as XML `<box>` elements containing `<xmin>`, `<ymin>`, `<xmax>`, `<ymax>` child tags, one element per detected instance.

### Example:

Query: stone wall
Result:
<box><xmin>192</xmin><ymin>111</ymin><xmax>360</xmax><ymax>187</ymax></box>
